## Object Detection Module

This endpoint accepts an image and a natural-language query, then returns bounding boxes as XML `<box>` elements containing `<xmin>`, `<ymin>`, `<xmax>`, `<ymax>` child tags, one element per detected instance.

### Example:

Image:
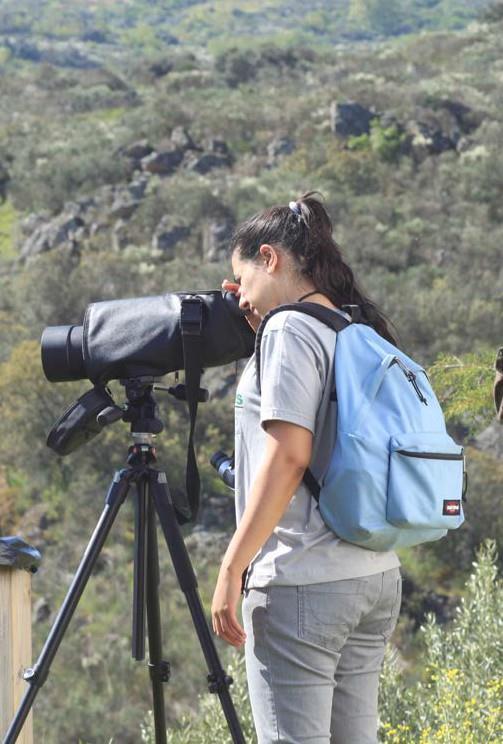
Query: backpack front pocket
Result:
<box><xmin>387</xmin><ymin>433</ymin><xmax>465</xmax><ymax>529</ymax></box>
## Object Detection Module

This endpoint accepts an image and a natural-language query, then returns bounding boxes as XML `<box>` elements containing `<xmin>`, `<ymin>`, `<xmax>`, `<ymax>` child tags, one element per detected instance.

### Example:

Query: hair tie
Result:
<box><xmin>288</xmin><ymin>201</ymin><xmax>302</xmax><ymax>220</ymax></box>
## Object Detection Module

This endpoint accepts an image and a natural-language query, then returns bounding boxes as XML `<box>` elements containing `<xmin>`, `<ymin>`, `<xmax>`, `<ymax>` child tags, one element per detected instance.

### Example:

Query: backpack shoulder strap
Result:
<box><xmin>254</xmin><ymin>302</ymin><xmax>353</xmax><ymax>505</ymax></box>
<box><xmin>254</xmin><ymin>302</ymin><xmax>351</xmax><ymax>393</ymax></box>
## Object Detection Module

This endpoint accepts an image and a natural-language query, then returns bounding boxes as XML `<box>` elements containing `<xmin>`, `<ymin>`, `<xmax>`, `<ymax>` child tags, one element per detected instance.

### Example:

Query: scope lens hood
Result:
<box><xmin>41</xmin><ymin>325</ymin><xmax>85</xmax><ymax>382</ymax></box>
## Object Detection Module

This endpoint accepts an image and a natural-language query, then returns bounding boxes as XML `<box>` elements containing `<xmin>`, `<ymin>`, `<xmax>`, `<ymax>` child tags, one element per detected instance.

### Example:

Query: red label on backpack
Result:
<box><xmin>443</xmin><ymin>500</ymin><xmax>461</xmax><ymax>516</ymax></box>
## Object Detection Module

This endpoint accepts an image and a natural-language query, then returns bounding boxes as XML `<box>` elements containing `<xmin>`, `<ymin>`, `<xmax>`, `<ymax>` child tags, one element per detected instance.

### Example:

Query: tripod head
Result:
<box><xmin>98</xmin><ymin>378</ymin><xmax>164</xmax><ymax>468</ymax></box>
<box><xmin>95</xmin><ymin>371</ymin><xmax>207</xmax><ymax>441</ymax></box>
<box><xmin>123</xmin><ymin>377</ymin><xmax>164</xmax><ymax>436</ymax></box>
<box><xmin>94</xmin><ymin>377</ymin><xmax>163</xmax><ymax>435</ymax></box>
<box><xmin>46</xmin><ymin>372</ymin><xmax>209</xmax><ymax>523</ymax></box>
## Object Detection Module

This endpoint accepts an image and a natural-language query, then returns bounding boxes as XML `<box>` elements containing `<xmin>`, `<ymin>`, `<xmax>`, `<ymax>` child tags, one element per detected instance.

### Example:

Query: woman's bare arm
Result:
<box><xmin>211</xmin><ymin>420</ymin><xmax>313</xmax><ymax>645</ymax></box>
<box><xmin>221</xmin><ymin>420</ymin><xmax>313</xmax><ymax>575</ymax></box>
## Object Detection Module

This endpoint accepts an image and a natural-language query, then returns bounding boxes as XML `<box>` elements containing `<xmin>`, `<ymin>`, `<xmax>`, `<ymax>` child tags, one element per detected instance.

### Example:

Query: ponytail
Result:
<box><xmin>229</xmin><ymin>191</ymin><xmax>400</xmax><ymax>346</ymax></box>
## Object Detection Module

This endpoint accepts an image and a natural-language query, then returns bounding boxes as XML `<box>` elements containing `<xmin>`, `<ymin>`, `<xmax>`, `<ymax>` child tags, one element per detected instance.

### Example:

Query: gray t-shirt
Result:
<box><xmin>234</xmin><ymin>308</ymin><xmax>400</xmax><ymax>588</ymax></box>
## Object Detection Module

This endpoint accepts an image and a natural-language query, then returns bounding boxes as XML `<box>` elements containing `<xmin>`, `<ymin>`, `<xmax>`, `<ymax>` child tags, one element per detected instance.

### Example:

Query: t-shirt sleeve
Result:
<box><xmin>259</xmin><ymin>327</ymin><xmax>325</xmax><ymax>434</ymax></box>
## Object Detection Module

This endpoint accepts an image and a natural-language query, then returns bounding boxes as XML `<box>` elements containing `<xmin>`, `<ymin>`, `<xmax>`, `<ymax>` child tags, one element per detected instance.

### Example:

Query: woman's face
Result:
<box><xmin>231</xmin><ymin>248</ymin><xmax>272</xmax><ymax>318</ymax></box>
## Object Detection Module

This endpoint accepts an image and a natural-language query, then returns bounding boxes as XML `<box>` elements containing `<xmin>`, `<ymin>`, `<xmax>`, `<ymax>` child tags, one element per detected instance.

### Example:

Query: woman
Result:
<box><xmin>211</xmin><ymin>192</ymin><xmax>402</xmax><ymax>743</ymax></box>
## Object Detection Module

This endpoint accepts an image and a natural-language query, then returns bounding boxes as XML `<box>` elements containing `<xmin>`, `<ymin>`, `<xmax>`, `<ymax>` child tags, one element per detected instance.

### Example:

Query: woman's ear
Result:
<box><xmin>259</xmin><ymin>243</ymin><xmax>279</xmax><ymax>273</ymax></box>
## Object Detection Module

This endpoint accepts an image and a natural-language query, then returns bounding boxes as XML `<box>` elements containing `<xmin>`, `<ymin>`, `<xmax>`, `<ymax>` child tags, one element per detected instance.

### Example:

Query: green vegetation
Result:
<box><xmin>0</xmin><ymin>0</ymin><xmax>492</xmax><ymax>53</ymax></box>
<box><xmin>348</xmin><ymin>120</ymin><xmax>407</xmax><ymax>162</ymax></box>
<box><xmin>379</xmin><ymin>540</ymin><xmax>503</xmax><ymax>743</ymax></box>
<box><xmin>0</xmin><ymin>200</ymin><xmax>18</xmax><ymax>258</ymax></box>
<box><xmin>428</xmin><ymin>349</ymin><xmax>496</xmax><ymax>436</ymax></box>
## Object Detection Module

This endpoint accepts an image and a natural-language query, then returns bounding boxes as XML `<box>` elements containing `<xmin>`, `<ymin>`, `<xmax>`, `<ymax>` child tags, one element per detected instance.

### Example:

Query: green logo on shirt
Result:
<box><xmin>235</xmin><ymin>393</ymin><xmax>245</xmax><ymax>408</ymax></box>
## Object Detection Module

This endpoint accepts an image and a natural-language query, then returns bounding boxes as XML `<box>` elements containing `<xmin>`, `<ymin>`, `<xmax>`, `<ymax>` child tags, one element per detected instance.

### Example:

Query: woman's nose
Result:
<box><xmin>237</xmin><ymin>291</ymin><xmax>250</xmax><ymax>312</ymax></box>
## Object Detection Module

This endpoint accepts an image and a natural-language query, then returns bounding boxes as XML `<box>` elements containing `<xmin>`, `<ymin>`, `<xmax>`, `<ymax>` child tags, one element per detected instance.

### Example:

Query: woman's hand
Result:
<box><xmin>222</xmin><ymin>279</ymin><xmax>261</xmax><ymax>333</ymax></box>
<box><xmin>211</xmin><ymin>565</ymin><xmax>246</xmax><ymax>647</ymax></box>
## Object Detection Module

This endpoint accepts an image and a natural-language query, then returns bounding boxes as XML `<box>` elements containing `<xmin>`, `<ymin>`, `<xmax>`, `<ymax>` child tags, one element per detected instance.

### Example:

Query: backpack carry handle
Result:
<box><xmin>353</xmin><ymin>353</ymin><xmax>397</xmax><ymax>432</ymax></box>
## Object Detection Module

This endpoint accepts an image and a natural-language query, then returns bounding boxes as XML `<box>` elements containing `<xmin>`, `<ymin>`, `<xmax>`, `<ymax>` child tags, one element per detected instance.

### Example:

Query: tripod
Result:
<box><xmin>3</xmin><ymin>381</ymin><xmax>245</xmax><ymax>744</ymax></box>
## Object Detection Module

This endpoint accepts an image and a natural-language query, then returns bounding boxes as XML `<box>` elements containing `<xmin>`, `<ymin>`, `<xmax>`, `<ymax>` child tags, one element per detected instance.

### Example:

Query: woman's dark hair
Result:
<box><xmin>229</xmin><ymin>191</ymin><xmax>399</xmax><ymax>346</ymax></box>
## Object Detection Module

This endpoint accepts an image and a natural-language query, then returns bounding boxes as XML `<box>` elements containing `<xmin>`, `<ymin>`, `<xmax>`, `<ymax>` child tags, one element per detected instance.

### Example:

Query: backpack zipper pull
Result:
<box><xmin>393</xmin><ymin>357</ymin><xmax>428</xmax><ymax>405</ymax></box>
<box><xmin>408</xmin><ymin>372</ymin><xmax>428</xmax><ymax>405</ymax></box>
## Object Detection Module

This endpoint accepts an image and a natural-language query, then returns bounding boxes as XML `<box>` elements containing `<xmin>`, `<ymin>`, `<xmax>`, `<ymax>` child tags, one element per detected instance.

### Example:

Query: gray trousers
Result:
<box><xmin>242</xmin><ymin>568</ymin><xmax>402</xmax><ymax>744</ymax></box>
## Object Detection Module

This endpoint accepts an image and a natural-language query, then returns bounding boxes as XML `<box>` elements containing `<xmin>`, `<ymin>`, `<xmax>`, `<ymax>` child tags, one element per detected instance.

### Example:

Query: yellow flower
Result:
<box><xmin>446</xmin><ymin>668</ymin><xmax>461</xmax><ymax>680</ymax></box>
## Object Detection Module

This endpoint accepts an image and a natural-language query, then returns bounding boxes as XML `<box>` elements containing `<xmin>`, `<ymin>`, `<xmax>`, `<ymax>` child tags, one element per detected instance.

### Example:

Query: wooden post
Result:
<box><xmin>0</xmin><ymin>552</ymin><xmax>36</xmax><ymax>744</ymax></box>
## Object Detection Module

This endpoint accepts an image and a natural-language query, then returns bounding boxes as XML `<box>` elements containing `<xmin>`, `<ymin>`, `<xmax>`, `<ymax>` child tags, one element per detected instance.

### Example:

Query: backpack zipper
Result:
<box><xmin>392</xmin><ymin>357</ymin><xmax>428</xmax><ymax>405</ymax></box>
<box><xmin>396</xmin><ymin>449</ymin><xmax>468</xmax><ymax>502</ymax></box>
<box><xmin>396</xmin><ymin>450</ymin><xmax>463</xmax><ymax>460</ymax></box>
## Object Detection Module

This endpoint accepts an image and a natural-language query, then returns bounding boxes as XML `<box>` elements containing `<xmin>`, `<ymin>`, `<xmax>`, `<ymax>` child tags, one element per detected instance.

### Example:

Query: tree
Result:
<box><xmin>427</xmin><ymin>349</ymin><xmax>496</xmax><ymax>437</ymax></box>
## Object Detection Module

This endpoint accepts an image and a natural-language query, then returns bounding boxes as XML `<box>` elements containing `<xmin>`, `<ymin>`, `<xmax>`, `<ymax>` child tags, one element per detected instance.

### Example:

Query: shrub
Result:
<box><xmin>427</xmin><ymin>349</ymin><xmax>496</xmax><ymax>436</ymax></box>
<box><xmin>215</xmin><ymin>47</ymin><xmax>258</xmax><ymax>88</ymax></box>
<box><xmin>379</xmin><ymin>539</ymin><xmax>503</xmax><ymax>742</ymax></box>
<box><xmin>347</xmin><ymin>132</ymin><xmax>371</xmax><ymax>152</ymax></box>
<box><xmin>369</xmin><ymin>120</ymin><xmax>407</xmax><ymax>163</ymax></box>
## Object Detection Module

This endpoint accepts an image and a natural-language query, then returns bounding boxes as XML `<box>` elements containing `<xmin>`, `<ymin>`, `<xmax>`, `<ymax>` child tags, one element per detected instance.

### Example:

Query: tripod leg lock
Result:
<box><xmin>207</xmin><ymin>672</ymin><xmax>234</xmax><ymax>694</ymax></box>
<box><xmin>148</xmin><ymin>660</ymin><xmax>171</xmax><ymax>683</ymax></box>
<box><xmin>23</xmin><ymin>665</ymin><xmax>48</xmax><ymax>687</ymax></box>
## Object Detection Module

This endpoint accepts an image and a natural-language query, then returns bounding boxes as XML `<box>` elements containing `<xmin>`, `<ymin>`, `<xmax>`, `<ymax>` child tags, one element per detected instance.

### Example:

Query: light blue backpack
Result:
<box><xmin>255</xmin><ymin>303</ymin><xmax>466</xmax><ymax>552</ymax></box>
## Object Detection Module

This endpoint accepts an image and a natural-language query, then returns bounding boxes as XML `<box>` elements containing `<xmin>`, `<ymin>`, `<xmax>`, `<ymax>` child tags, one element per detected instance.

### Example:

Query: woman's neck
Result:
<box><xmin>298</xmin><ymin>291</ymin><xmax>338</xmax><ymax>311</ymax></box>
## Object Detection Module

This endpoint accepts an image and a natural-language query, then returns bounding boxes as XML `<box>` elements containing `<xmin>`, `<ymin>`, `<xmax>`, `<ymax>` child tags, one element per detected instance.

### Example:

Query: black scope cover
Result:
<box><xmin>42</xmin><ymin>290</ymin><xmax>255</xmax><ymax>384</ymax></box>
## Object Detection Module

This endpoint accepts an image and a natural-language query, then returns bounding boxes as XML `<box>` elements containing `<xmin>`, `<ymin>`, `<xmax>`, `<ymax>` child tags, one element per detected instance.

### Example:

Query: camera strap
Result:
<box><xmin>180</xmin><ymin>298</ymin><xmax>205</xmax><ymax>522</ymax></box>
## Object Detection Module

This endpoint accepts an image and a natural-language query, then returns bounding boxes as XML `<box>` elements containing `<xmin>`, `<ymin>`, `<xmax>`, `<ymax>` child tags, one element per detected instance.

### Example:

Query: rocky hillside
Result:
<box><xmin>1</xmin><ymin>13</ymin><xmax>502</xmax><ymax>357</ymax></box>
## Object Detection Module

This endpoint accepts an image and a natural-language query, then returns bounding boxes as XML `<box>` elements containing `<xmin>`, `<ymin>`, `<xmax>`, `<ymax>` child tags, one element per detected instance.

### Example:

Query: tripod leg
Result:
<box><xmin>150</xmin><ymin>471</ymin><xmax>246</xmax><ymax>744</ymax></box>
<box><xmin>132</xmin><ymin>480</ymin><xmax>148</xmax><ymax>660</ymax></box>
<box><xmin>145</xmin><ymin>495</ymin><xmax>169</xmax><ymax>744</ymax></box>
<box><xmin>2</xmin><ymin>470</ymin><xmax>131</xmax><ymax>744</ymax></box>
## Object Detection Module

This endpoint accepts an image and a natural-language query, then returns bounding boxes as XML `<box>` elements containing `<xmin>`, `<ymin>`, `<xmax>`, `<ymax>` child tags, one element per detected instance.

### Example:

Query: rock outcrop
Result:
<box><xmin>185</xmin><ymin>138</ymin><xmax>234</xmax><ymax>174</ymax></box>
<box><xmin>266</xmin><ymin>136</ymin><xmax>295</xmax><ymax>167</ymax></box>
<box><xmin>330</xmin><ymin>101</ymin><xmax>377</xmax><ymax>137</ymax></box>
<box><xmin>152</xmin><ymin>216</ymin><xmax>191</xmax><ymax>260</ymax></box>
<box><xmin>202</xmin><ymin>215</ymin><xmax>234</xmax><ymax>262</ymax></box>
<box><xmin>20</xmin><ymin>212</ymin><xmax>85</xmax><ymax>260</ymax></box>
<box><xmin>5</xmin><ymin>37</ymin><xmax>100</xmax><ymax>69</ymax></box>
<box><xmin>119</xmin><ymin>139</ymin><xmax>154</xmax><ymax>165</ymax></box>
<box><xmin>141</xmin><ymin>147</ymin><xmax>185</xmax><ymax>176</ymax></box>
<box><xmin>330</xmin><ymin>98</ymin><xmax>484</xmax><ymax>162</ymax></box>
<box><xmin>170</xmin><ymin>126</ymin><xmax>200</xmax><ymax>152</ymax></box>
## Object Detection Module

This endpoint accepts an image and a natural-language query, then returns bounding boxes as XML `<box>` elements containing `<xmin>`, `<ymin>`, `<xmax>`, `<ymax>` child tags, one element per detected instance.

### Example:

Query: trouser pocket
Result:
<box><xmin>298</xmin><ymin>577</ymin><xmax>372</xmax><ymax>652</ymax></box>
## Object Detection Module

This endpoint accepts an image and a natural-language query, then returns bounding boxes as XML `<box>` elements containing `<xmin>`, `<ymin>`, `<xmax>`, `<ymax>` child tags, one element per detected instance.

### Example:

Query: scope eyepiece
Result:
<box><xmin>210</xmin><ymin>450</ymin><xmax>235</xmax><ymax>490</ymax></box>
